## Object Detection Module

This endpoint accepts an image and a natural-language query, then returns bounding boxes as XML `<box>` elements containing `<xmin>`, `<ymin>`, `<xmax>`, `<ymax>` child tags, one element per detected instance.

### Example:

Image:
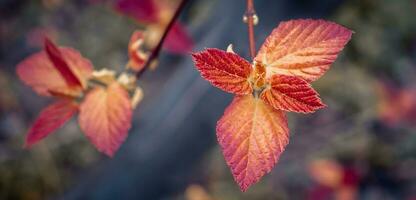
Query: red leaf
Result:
<box><xmin>114</xmin><ymin>0</ymin><xmax>160</xmax><ymax>23</ymax></box>
<box><xmin>192</xmin><ymin>48</ymin><xmax>253</xmax><ymax>95</ymax></box>
<box><xmin>217</xmin><ymin>95</ymin><xmax>289</xmax><ymax>191</ymax></box>
<box><xmin>261</xmin><ymin>75</ymin><xmax>325</xmax><ymax>113</ymax></box>
<box><xmin>255</xmin><ymin>19</ymin><xmax>352</xmax><ymax>82</ymax></box>
<box><xmin>25</xmin><ymin>100</ymin><xmax>78</xmax><ymax>148</ymax></box>
<box><xmin>17</xmin><ymin>47</ymin><xmax>93</xmax><ymax>97</ymax></box>
<box><xmin>79</xmin><ymin>82</ymin><xmax>132</xmax><ymax>157</ymax></box>
<box><xmin>164</xmin><ymin>22</ymin><xmax>194</xmax><ymax>53</ymax></box>
<box><xmin>44</xmin><ymin>38</ymin><xmax>83</xmax><ymax>88</ymax></box>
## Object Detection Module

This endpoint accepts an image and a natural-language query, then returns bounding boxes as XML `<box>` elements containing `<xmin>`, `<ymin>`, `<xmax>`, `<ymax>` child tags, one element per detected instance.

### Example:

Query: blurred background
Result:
<box><xmin>1</xmin><ymin>0</ymin><xmax>416</xmax><ymax>199</ymax></box>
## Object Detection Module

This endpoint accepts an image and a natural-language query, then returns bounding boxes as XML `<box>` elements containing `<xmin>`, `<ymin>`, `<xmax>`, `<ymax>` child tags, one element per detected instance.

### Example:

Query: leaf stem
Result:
<box><xmin>245</xmin><ymin>0</ymin><xmax>257</xmax><ymax>60</ymax></box>
<box><xmin>135</xmin><ymin>0</ymin><xmax>190</xmax><ymax>78</ymax></box>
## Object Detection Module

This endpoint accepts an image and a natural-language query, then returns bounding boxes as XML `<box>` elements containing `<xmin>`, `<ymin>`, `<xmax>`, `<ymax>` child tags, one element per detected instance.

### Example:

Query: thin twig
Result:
<box><xmin>245</xmin><ymin>0</ymin><xmax>257</xmax><ymax>60</ymax></box>
<box><xmin>136</xmin><ymin>0</ymin><xmax>190</xmax><ymax>78</ymax></box>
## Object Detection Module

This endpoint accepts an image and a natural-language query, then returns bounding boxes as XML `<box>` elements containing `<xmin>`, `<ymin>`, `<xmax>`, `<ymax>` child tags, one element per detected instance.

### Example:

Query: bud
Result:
<box><xmin>250</xmin><ymin>61</ymin><xmax>266</xmax><ymax>91</ymax></box>
<box><xmin>243</xmin><ymin>13</ymin><xmax>259</xmax><ymax>25</ymax></box>
<box><xmin>131</xmin><ymin>87</ymin><xmax>144</xmax><ymax>109</ymax></box>
<box><xmin>92</xmin><ymin>68</ymin><xmax>116</xmax><ymax>85</ymax></box>
<box><xmin>226</xmin><ymin>44</ymin><xmax>235</xmax><ymax>54</ymax></box>
<box><xmin>117</xmin><ymin>73</ymin><xmax>137</xmax><ymax>90</ymax></box>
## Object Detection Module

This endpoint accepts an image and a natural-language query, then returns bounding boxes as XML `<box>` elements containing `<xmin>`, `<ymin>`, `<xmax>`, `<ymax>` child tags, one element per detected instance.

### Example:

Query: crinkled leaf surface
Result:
<box><xmin>261</xmin><ymin>75</ymin><xmax>325</xmax><ymax>113</ymax></box>
<box><xmin>255</xmin><ymin>19</ymin><xmax>352</xmax><ymax>82</ymax></box>
<box><xmin>192</xmin><ymin>48</ymin><xmax>253</xmax><ymax>95</ymax></box>
<box><xmin>217</xmin><ymin>95</ymin><xmax>289</xmax><ymax>191</ymax></box>
<box><xmin>79</xmin><ymin>82</ymin><xmax>132</xmax><ymax>157</ymax></box>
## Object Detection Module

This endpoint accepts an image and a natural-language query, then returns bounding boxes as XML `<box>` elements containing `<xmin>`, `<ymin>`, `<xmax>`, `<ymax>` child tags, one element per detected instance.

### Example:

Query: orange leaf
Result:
<box><xmin>217</xmin><ymin>95</ymin><xmax>289</xmax><ymax>191</ymax></box>
<box><xmin>79</xmin><ymin>82</ymin><xmax>132</xmax><ymax>157</ymax></box>
<box><xmin>261</xmin><ymin>75</ymin><xmax>325</xmax><ymax>113</ymax></box>
<box><xmin>192</xmin><ymin>48</ymin><xmax>253</xmax><ymax>95</ymax></box>
<box><xmin>25</xmin><ymin>100</ymin><xmax>78</xmax><ymax>148</ymax></box>
<box><xmin>255</xmin><ymin>19</ymin><xmax>352</xmax><ymax>82</ymax></box>
<box><xmin>44</xmin><ymin>38</ymin><xmax>83</xmax><ymax>88</ymax></box>
<box><xmin>17</xmin><ymin>47</ymin><xmax>93</xmax><ymax>97</ymax></box>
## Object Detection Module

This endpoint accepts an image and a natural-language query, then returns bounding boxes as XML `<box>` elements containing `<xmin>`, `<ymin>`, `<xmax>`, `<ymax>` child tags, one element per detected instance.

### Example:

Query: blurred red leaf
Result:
<box><xmin>44</xmin><ymin>38</ymin><xmax>84</xmax><ymax>88</ymax></box>
<box><xmin>217</xmin><ymin>95</ymin><xmax>289</xmax><ymax>191</ymax></box>
<box><xmin>255</xmin><ymin>19</ymin><xmax>352</xmax><ymax>82</ymax></box>
<box><xmin>114</xmin><ymin>0</ymin><xmax>160</xmax><ymax>23</ymax></box>
<box><xmin>261</xmin><ymin>74</ymin><xmax>325</xmax><ymax>113</ymax></box>
<box><xmin>79</xmin><ymin>82</ymin><xmax>132</xmax><ymax>157</ymax></box>
<box><xmin>192</xmin><ymin>48</ymin><xmax>252</xmax><ymax>95</ymax></box>
<box><xmin>17</xmin><ymin>44</ymin><xmax>93</xmax><ymax>97</ymax></box>
<box><xmin>308</xmin><ymin>159</ymin><xmax>360</xmax><ymax>200</ymax></box>
<box><xmin>164</xmin><ymin>22</ymin><xmax>194</xmax><ymax>53</ymax></box>
<box><xmin>308</xmin><ymin>159</ymin><xmax>343</xmax><ymax>188</ymax></box>
<box><xmin>114</xmin><ymin>0</ymin><xmax>193</xmax><ymax>54</ymax></box>
<box><xmin>25</xmin><ymin>100</ymin><xmax>78</xmax><ymax>148</ymax></box>
<box><xmin>17</xmin><ymin>39</ymin><xmax>138</xmax><ymax>157</ymax></box>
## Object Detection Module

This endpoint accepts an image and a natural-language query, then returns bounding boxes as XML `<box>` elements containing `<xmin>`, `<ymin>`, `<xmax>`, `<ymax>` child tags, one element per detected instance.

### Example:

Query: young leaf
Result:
<box><xmin>255</xmin><ymin>19</ymin><xmax>352</xmax><ymax>82</ymax></box>
<box><xmin>192</xmin><ymin>48</ymin><xmax>253</xmax><ymax>95</ymax></box>
<box><xmin>164</xmin><ymin>22</ymin><xmax>194</xmax><ymax>53</ymax></box>
<box><xmin>44</xmin><ymin>38</ymin><xmax>83</xmax><ymax>88</ymax></box>
<box><xmin>79</xmin><ymin>82</ymin><xmax>132</xmax><ymax>157</ymax></box>
<box><xmin>17</xmin><ymin>47</ymin><xmax>93</xmax><ymax>97</ymax></box>
<box><xmin>25</xmin><ymin>100</ymin><xmax>78</xmax><ymax>148</ymax></box>
<box><xmin>114</xmin><ymin>0</ymin><xmax>193</xmax><ymax>54</ymax></box>
<box><xmin>217</xmin><ymin>95</ymin><xmax>289</xmax><ymax>191</ymax></box>
<box><xmin>127</xmin><ymin>30</ymin><xmax>148</xmax><ymax>72</ymax></box>
<box><xmin>261</xmin><ymin>75</ymin><xmax>325</xmax><ymax>113</ymax></box>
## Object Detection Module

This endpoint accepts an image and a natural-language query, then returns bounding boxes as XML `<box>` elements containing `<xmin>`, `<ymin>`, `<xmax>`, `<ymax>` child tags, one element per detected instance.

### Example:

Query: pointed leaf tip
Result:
<box><xmin>261</xmin><ymin>75</ymin><xmax>326</xmax><ymax>113</ymax></box>
<box><xmin>256</xmin><ymin>19</ymin><xmax>353</xmax><ymax>82</ymax></box>
<box><xmin>192</xmin><ymin>48</ymin><xmax>253</xmax><ymax>95</ymax></box>
<box><xmin>25</xmin><ymin>100</ymin><xmax>78</xmax><ymax>148</ymax></box>
<box><xmin>217</xmin><ymin>95</ymin><xmax>289</xmax><ymax>191</ymax></box>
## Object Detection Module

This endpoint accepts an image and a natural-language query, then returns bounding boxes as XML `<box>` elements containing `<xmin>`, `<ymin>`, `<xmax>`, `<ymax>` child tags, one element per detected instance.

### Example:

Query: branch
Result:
<box><xmin>136</xmin><ymin>0</ymin><xmax>190</xmax><ymax>78</ymax></box>
<box><xmin>244</xmin><ymin>0</ymin><xmax>257</xmax><ymax>60</ymax></box>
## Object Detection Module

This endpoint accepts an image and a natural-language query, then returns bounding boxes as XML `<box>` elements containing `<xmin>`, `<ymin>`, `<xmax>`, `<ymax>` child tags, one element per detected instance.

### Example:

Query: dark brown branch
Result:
<box><xmin>245</xmin><ymin>0</ymin><xmax>257</xmax><ymax>60</ymax></box>
<box><xmin>136</xmin><ymin>0</ymin><xmax>190</xmax><ymax>78</ymax></box>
